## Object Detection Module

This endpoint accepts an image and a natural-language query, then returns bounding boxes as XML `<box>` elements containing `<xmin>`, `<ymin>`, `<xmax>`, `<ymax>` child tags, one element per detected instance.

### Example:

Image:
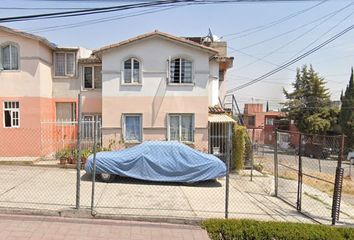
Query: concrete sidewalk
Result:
<box><xmin>0</xmin><ymin>214</ymin><xmax>210</xmax><ymax>240</ymax></box>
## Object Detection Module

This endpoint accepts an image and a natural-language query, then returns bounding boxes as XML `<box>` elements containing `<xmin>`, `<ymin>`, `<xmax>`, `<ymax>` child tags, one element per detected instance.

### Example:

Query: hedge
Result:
<box><xmin>232</xmin><ymin>125</ymin><xmax>247</xmax><ymax>171</ymax></box>
<box><xmin>202</xmin><ymin>219</ymin><xmax>354</xmax><ymax>240</ymax></box>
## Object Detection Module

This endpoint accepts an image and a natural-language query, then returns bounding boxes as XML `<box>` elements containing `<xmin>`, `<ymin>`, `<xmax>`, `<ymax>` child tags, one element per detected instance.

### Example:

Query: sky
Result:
<box><xmin>1</xmin><ymin>0</ymin><xmax>353</xmax><ymax>111</ymax></box>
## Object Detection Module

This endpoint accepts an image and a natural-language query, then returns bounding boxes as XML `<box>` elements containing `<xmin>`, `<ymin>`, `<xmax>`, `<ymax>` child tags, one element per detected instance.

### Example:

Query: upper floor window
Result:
<box><xmin>1</xmin><ymin>44</ymin><xmax>19</xmax><ymax>70</ymax></box>
<box><xmin>123</xmin><ymin>58</ymin><xmax>141</xmax><ymax>84</ymax></box>
<box><xmin>246</xmin><ymin>116</ymin><xmax>256</xmax><ymax>127</ymax></box>
<box><xmin>3</xmin><ymin>101</ymin><xmax>20</xmax><ymax>128</ymax></box>
<box><xmin>170</xmin><ymin>58</ymin><xmax>192</xmax><ymax>84</ymax></box>
<box><xmin>265</xmin><ymin>118</ymin><xmax>274</xmax><ymax>126</ymax></box>
<box><xmin>55</xmin><ymin>52</ymin><xmax>75</xmax><ymax>77</ymax></box>
<box><xmin>83</xmin><ymin>66</ymin><xmax>102</xmax><ymax>89</ymax></box>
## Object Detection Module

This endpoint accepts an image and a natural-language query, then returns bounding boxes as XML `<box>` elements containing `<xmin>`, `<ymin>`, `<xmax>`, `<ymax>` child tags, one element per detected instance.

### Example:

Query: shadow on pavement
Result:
<box><xmin>80</xmin><ymin>173</ymin><xmax>223</xmax><ymax>188</ymax></box>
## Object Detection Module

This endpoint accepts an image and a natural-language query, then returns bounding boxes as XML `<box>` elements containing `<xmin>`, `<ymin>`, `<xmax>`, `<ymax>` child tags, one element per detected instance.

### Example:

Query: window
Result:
<box><xmin>82</xmin><ymin>114</ymin><xmax>102</xmax><ymax>139</ymax></box>
<box><xmin>123</xmin><ymin>58</ymin><xmax>140</xmax><ymax>84</ymax></box>
<box><xmin>247</xmin><ymin>116</ymin><xmax>255</xmax><ymax>126</ymax></box>
<box><xmin>266</xmin><ymin>118</ymin><xmax>274</xmax><ymax>126</ymax></box>
<box><xmin>1</xmin><ymin>44</ymin><xmax>19</xmax><ymax>70</ymax></box>
<box><xmin>56</xmin><ymin>102</ymin><xmax>76</xmax><ymax>122</ymax></box>
<box><xmin>123</xmin><ymin>114</ymin><xmax>142</xmax><ymax>142</ymax></box>
<box><xmin>55</xmin><ymin>52</ymin><xmax>75</xmax><ymax>76</ymax></box>
<box><xmin>83</xmin><ymin>66</ymin><xmax>102</xmax><ymax>89</ymax></box>
<box><xmin>219</xmin><ymin>70</ymin><xmax>225</xmax><ymax>81</ymax></box>
<box><xmin>170</xmin><ymin>58</ymin><xmax>192</xmax><ymax>84</ymax></box>
<box><xmin>3</xmin><ymin>101</ymin><xmax>19</xmax><ymax>128</ymax></box>
<box><xmin>168</xmin><ymin>114</ymin><xmax>194</xmax><ymax>142</ymax></box>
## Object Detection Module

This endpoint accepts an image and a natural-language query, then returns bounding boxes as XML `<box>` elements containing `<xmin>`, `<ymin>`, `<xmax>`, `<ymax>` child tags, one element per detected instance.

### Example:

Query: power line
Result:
<box><xmin>0</xmin><ymin>7</ymin><xmax>92</xmax><ymax>10</ymax></box>
<box><xmin>226</xmin><ymin>23</ymin><xmax>354</xmax><ymax>93</ymax></box>
<box><xmin>0</xmin><ymin>0</ymin><xmax>296</xmax><ymax>25</ymax></box>
<box><xmin>27</xmin><ymin>5</ymin><xmax>183</xmax><ymax>33</ymax></box>
<box><xmin>233</xmin><ymin>2</ymin><xmax>353</xmax><ymax>71</ymax></box>
<box><xmin>230</xmin><ymin>47</ymin><xmax>297</xmax><ymax>72</ymax></box>
<box><xmin>284</xmin><ymin>8</ymin><xmax>354</xmax><ymax>61</ymax></box>
<box><xmin>0</xmin><ymin>0</ymin><xmax>187</xmax><ymax>23</ymax></box>
<box><xmin>221</xmin><ymin>0</ymin><xmax>327</xmax><ymax>39</ymax></box>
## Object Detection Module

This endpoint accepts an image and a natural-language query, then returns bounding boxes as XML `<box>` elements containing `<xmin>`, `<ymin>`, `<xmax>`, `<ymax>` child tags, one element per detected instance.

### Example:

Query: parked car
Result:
<box><xmin>302</xmin><ymin>143</ymin><xmax>331</xmax><ymax>159</ymax></box>
<box><xmin>85</xmin><ymin>141</ymin><xmax>226</xmax><ymax>183</ymax></box>
<box><xmin>347</xmin><ymin>151</ymin><xmax>354</xmax><ymax>165</ymax></box>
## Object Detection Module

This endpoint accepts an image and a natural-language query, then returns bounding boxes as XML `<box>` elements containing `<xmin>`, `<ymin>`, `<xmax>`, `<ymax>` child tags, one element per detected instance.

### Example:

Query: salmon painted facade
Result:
<box><xmin>0</xmin><ymin>26</ymin><xmax>233</xmax><ymax>157</ymax></box>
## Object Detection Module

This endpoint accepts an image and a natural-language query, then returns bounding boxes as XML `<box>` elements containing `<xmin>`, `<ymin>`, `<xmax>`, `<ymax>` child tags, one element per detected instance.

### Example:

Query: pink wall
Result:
<box><xmin>102</xmin><ymin>96</ymin><xmax>209</xmax><ymax>128</ymax></box>
<box><xmin>102</xmin><ymin>128</ymin><xmax>208</xmax><ymax>152</ymax></box>
<box><xmin>0</xmin><ymin>97</ymin><xmax>51</xmax><ymax>157</ymax></box>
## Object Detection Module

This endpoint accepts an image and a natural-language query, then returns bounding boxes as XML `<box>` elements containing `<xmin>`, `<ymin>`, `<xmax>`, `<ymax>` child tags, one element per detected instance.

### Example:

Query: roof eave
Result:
<box><xmin>0</xmin><ymin>25</ymin><xmax>57</xmax><ymax>50</ymax></box>
<box><xmin>93</xmin><ymin>32</ymin><xmax>219</xmax><ymax>56</ymax></box>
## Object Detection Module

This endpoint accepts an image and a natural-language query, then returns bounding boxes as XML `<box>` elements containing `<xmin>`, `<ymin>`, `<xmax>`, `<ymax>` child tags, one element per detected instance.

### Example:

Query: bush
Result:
<box><xmin>232</xmin><ymin>125</ymin><xmax>247</xmax><ymax>171</ymax></box>
<box><xmin>202</xmin><ymin>219</ymin><xmax>354</xmax><ymax>240</ymax></box>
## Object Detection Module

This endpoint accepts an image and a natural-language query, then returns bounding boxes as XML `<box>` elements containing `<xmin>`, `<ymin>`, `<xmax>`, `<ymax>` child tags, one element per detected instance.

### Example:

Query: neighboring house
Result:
<box><xmin>243</xmin><ymin>103</ymin><xmax>283</xmax><ymax>145</ymax></box>
<box><xmin>0</xmin><ymin>26</ymin><xmax>233</xmax><ymax>157</ymax></box>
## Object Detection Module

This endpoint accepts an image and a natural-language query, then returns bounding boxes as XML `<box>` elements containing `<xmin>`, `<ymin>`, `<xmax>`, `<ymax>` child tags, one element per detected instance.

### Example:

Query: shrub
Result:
<box><xmin>232</xmin><ymin>125</ymin><xmax>247</xmax><ymax>171</ymax></box>
<box><xmin>202</xmin><ymin>219</ymin><xmax>354</xmax><ymax>240</ymax></box>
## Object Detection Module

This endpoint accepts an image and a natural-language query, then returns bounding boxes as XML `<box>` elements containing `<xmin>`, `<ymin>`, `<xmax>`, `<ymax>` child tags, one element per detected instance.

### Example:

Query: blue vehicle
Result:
<box><xmin>85</xmin><ymin>141</ymin><xmax>226</xmax><ymax>183</ymax></box>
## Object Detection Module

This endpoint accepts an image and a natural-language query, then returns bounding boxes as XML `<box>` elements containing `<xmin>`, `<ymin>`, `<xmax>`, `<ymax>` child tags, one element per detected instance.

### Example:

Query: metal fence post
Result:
<box><xmin>225</xmin><ymin>123</ymin><xmax>231</xmax><ymax>219</ymax></box>
<box><xmin>297</xmin><ymin>133</ymin><xmax>303</xmax><ymax>212</ymax></box>
<box><xmin>76</xmin><ymin>93</ymin><xmax>82</xmax><ymax>209</ymax></box>
<box><xmin>331</xmin><ymin>135</ymin><xmax>345</xmax><ymax>225</ymax></box>
<box><xmin>91</xmin><ymin>121</ymin><xmax>98</xmax><ymax>215</ymax></box>
<box><xmin>274</xmin><ymin>130</ymin><xmax>278</xmax><ymax>197</ymax></box>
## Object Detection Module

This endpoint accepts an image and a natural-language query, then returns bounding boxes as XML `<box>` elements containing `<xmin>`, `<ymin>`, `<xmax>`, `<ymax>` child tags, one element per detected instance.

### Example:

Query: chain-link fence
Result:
<box><xmin>273</xmin><ymin>130</ymin><xmax>354</xmax><ymax>225</ymax></box>
<box><xmin>0</xmin><ymin>120</ymin><xmax>95</xmax><ymax>212</ymax></box>
<box><xmin>2</xmin><ymin>96</ymin><xmax>353</xmax><ymax>225</ymax></box>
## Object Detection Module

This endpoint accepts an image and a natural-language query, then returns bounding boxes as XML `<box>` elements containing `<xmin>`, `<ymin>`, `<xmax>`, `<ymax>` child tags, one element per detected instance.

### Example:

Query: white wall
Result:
<box><xmin>101</xmin><ymin>36</ymin><xmax>216</xmax><ymax>98</ymax></box>
<box><xmin>209</xmin><ymin>60</ymin><xmax>219</xmax><ymax>106</ymax></box>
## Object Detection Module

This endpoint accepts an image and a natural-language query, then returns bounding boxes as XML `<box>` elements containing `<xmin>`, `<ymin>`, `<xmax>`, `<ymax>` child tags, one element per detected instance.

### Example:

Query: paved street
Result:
<box><xmin>0</xmin><ymin>165</ymin><xmax>313</xmax><ymax>223</ymax></box>
<box><xmin>0</xmin><ymin>214</ymin><xmax>210</xmax><ymax>240</ymax></box>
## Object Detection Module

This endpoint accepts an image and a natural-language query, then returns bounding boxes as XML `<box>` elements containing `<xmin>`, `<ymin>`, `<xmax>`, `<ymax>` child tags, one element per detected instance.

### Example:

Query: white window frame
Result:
<box><xmin>82</xmin><ymin>65</ymin><xmax>102</xmax><ymax>90</ymax></box>
<box><xmin>168</xmin><ymin>57</ymin><xmax>194</xmax><ymax>85</ymax></box>
<box><xmin>122</xmin><ymin>114</ymin><xmax>143</xmax><ymax>143</ymax></box>
<box><xmin>3</xmin><ymin>101</ymin><xmax>20</xmax><ymax>128</ymax></box>
<box><xmin>82</xmin><ymin>114</ymin><xmax>102</xmax><ymax>139</ymax></box>
<box><xmin>55</xmin><ymin>102</ymin><xmax>76</xmax><ymax>123</ymax></box>
<box><xmin>54</xmin><ymin>52</ymin><xmax>76</xmax><ymax>77</ymax></box>
<box><xmin>167</xmin><ymin>114</ymin><xmax>195</xmax><ymax>143</ymax></box>
<box><xmin>0</xmin><ymin>43</ymin><xmax>19</xmax><ymax>71</ymax></box>
<box><xmin>122</xmin><ymin>57</ymin><xmax>142</xmax><ymax>85</ymax></box>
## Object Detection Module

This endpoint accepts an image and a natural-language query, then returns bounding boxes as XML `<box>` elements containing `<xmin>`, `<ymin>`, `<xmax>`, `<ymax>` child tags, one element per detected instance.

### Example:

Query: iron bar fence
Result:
<box><xmin>273</xmin><ymin>130</ymin><xmax>354</xmax><ymax>225</ymax></box>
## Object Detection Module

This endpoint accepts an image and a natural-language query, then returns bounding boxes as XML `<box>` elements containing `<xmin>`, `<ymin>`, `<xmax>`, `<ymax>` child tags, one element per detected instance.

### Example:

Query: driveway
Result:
<box><xmin>0</xmin><ymin>165</ymin><xmax>322</xmax><ymax>223</ymax></box>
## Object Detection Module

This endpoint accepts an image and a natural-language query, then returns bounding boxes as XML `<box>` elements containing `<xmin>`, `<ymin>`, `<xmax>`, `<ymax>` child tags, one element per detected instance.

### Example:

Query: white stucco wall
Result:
<box><xmin>0</xmin><ymin>30</ymin><xmax>53</xmax><ymax>98</ymax></box>
<box><xmin>101</xmin><ymin>36</ymin><xmax>214</xmax><ymax>98</ymax></box>
<box><xmin>209</xmin><ymin>60</ymin><xmax>219</xmax><ymax>106</ymax></box>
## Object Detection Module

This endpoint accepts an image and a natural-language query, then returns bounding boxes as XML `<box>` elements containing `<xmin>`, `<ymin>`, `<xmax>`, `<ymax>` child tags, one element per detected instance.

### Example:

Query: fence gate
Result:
<box><xmin>275</xmin><ymin>130</ymin><xmax>354</xmax><ymax>225</ymax></box>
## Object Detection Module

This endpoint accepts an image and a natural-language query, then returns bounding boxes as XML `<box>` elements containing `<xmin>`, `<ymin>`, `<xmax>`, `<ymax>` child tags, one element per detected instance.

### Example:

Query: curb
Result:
<box><xmin>0</xmin><ymin>207</ymin><xmax>203</xmax><ymax>226</ymax></box>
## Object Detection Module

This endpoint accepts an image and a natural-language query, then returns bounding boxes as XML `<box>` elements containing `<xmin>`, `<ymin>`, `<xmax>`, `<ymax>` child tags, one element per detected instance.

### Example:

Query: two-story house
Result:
<box><xmin>0</xmin><ymin>26</ymin><xmax>233</xmax><ymax>158</ymax></box>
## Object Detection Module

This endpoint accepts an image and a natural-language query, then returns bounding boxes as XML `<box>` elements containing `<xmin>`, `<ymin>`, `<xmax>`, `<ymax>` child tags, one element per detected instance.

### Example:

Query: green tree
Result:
<box><xmin>283</xmin><ymin>65</ymin><xmax>334</xmax><ymax>134</ymax></box>
<box><xmin>339</xmin><ymin>68</ymin><xmax>354</xmax><ymax>150</ymax></box>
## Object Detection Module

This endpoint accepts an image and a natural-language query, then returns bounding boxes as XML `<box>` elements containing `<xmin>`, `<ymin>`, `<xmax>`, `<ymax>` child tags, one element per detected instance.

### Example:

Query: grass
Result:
<box><xmin>304</xmin><ymin>191</ymin><xmax>331</xmax><ymax>207</ymax></box>
<box><xmin>255</xmin><ymin>156</ymin><xmax>354</xmax><ymax>196</ymax></box>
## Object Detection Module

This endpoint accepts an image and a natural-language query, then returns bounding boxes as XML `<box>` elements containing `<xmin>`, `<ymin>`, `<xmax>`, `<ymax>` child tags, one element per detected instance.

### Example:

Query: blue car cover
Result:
<box><xmin>85</xmin><ymin>141</ymin><xmax>226</xmax><ymax>183</ymax></box>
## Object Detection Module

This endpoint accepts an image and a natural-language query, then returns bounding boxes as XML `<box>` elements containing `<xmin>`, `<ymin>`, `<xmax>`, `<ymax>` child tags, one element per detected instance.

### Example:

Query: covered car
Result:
<box><xmin>85</xmin><ymin>141</ymin><xmax>226</xmax><ymax>183</ymax></box>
